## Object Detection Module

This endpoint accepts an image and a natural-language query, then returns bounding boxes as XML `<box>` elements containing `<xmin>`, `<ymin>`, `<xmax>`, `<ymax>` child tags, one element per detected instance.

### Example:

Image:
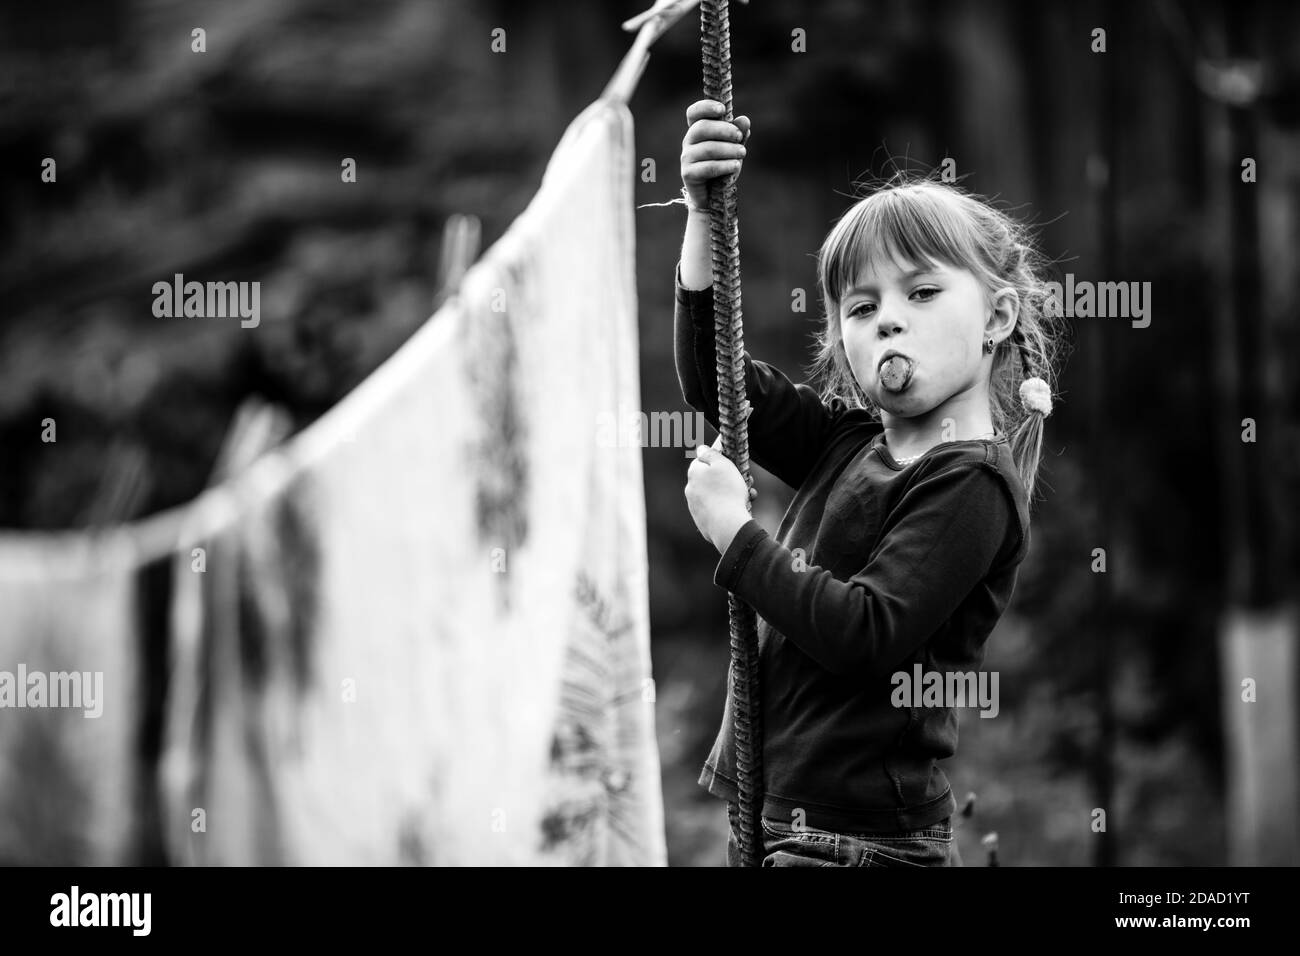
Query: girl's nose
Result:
<box><xmin>875</xmin><ymin>302</ymin><xmax>906</xmax><ymax>337</ymax></box>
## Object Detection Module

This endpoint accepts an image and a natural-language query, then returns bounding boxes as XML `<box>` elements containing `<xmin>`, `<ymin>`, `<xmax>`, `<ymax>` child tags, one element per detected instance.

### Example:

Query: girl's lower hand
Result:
<box><xmin>685</xmin><ymin>435</ymin><xmax>755</xmax><ymax>554</ymax></box>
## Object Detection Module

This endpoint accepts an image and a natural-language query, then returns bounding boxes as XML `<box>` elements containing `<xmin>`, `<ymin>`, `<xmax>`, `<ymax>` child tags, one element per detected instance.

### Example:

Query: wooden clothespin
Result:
<box><xmin>620</xmin><ymin>0</ymin><xmax>703</xmax><ymax>35</ymax></box>
<box><xmin>434</xmin><ymin>213</ymin><xmax>482</xmax><ymax>310</ymax></box>
<box><xmin>981</xmin><ymin>831</ymin><xmax>1000</xmax><ymax>867</ymax></box>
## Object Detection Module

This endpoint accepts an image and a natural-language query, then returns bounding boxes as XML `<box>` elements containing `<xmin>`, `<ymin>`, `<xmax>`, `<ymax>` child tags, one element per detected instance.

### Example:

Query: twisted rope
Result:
<box><xmin>701</xmin><ymin>0</ymin><xmax>763</xmax><ymax>869</ymax></box>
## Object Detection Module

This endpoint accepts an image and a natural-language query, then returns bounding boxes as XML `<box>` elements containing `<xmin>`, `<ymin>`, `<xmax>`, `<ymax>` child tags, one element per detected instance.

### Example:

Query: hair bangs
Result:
<box><xmin>819</xmin><ymin>186</ymin><xmax>989</xmax><ymax>310</ymax></box>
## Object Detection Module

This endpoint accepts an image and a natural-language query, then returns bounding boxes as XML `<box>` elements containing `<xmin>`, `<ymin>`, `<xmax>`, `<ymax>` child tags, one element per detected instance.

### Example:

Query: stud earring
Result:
<box><xmin>984</xmin><ymin>337</ymin><xmax>996</xmax><ymax>354</ymax></box>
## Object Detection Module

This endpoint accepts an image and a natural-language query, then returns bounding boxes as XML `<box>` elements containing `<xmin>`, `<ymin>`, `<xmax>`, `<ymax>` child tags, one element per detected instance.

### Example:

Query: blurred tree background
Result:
<box><xmin>2</xmin><ymin>0</ymin><xmax>1298</xmax><ymax>865</ymax></box>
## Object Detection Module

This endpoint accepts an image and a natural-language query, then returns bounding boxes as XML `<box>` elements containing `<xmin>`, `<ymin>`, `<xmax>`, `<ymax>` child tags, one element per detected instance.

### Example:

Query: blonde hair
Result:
<box><xmin>806</xmin><ymin>174</ymin><xmax>1069</xmax><ymax>503</ymax></box>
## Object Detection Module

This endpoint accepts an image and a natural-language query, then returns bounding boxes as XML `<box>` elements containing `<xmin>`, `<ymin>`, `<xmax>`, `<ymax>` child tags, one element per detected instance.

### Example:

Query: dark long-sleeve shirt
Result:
<box><xmin>675</xmin><ymin>262</ymin><xmax>1031</xmax><ymax>833</ymax></box>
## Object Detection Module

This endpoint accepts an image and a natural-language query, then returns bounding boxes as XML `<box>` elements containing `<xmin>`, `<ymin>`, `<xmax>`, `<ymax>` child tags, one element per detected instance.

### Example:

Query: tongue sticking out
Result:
<box><xmin>879</xmin><ymin>356</ymin><xmax>914</xmax><ymax>393</ymax></box>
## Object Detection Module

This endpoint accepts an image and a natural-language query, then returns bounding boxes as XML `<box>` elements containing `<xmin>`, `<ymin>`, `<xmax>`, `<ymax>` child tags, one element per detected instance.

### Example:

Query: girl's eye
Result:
<box><xmin>847</xmin><ymin>289</ymin><xmax>938</xmax><ymax>318</ymax></box>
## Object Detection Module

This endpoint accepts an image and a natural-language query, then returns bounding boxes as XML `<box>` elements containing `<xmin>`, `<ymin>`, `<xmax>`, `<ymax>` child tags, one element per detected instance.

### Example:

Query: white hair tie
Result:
<box><xmin>1019</xmin><ymin>377</ymin><xmax>1052</xmax><ymax>417</ymax></box>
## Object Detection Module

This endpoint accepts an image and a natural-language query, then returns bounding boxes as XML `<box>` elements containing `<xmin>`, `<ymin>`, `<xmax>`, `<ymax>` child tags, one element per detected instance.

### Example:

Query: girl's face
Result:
<box><xmin>839</xmin><ymin>255</ymin><xmax>990</xmax><ymax>419</ymax></box>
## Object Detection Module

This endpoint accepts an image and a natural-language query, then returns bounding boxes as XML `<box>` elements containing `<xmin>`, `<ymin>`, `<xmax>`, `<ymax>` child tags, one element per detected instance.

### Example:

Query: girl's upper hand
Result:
<box><xmin>681</xmin><ymin>99</ymin><xmax>751</xmax><ymax>209</ymax></box>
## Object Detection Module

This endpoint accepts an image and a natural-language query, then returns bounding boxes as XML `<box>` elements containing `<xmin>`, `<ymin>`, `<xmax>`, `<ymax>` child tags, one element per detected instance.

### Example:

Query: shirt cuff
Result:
<box><xmin>713</xmin><ymin>518</ymin><xmax>769</xmax><ymax>592</ymax></box>
<box><xmin>675</xmin><ymin>261</ymin><xmax>715</xmax><ymax>315</ymax></box>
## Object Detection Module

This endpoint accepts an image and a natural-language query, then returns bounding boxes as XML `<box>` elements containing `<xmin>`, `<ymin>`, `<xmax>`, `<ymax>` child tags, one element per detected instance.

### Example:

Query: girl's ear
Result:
<box><xmin>985</xmin><ymin>286</ymin><xmax>1020</xmax><ymax>342</ymax></box>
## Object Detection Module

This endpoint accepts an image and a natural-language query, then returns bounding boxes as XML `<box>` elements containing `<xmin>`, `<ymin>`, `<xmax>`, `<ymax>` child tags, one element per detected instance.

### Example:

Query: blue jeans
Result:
<box><xmin>725</xmin><ymin>801</ymin><xmax>962</xmax><ymax>867</ymax></box>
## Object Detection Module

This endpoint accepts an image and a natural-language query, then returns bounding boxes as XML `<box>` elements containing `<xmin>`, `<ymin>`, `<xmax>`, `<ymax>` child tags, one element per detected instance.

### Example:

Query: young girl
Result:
<box><xmin>676</xmin><ymin>99</ymin><xmax>1063</xmax><ymax>867</ymax></box>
